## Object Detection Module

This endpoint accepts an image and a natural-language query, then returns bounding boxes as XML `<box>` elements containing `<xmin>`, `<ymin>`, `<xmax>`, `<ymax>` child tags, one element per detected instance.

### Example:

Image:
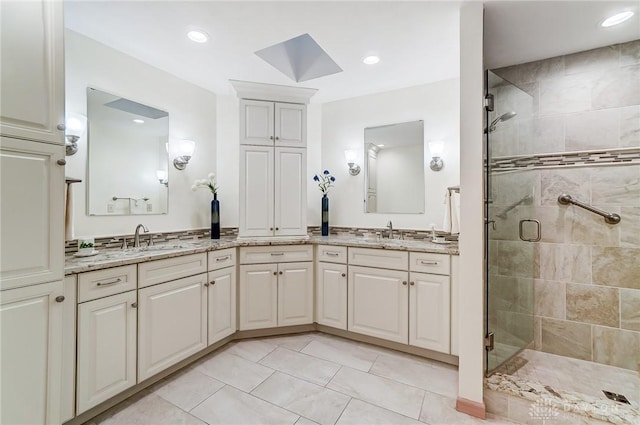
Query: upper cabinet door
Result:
<box><xmin>274</xmin><ymin>147</ymin><xmax>307</xmax><ymax>236</ymax></box>
<box><xmin>0</xmin><ymin>0</ymin><xmax>64</xmax><ymax>144</ymax></box>
<box><xmin>0</xmin><ymin>137</ymin><xmax>64</xmax><ymax>290</ymax></box>
<box><xmin>240</xmin><ymin>100</ymin><xmax>274</xmax><ymax>146</ymax></box>
<box><xmin>239</xmin><ymin>146</ymin><xmax>275</xmax><ymax>237</ymax></box>
<box><xmin>274</xmin><ymin>103</ymin><xmax>306</xmax><ymax>148</ymax></box>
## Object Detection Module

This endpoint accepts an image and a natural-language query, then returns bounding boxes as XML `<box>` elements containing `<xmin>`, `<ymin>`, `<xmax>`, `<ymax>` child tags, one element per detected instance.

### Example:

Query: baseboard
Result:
<box><xmin>456</xmin><ymin>397</ymin><xmax>486</xmax><ymax>419</ymax></box>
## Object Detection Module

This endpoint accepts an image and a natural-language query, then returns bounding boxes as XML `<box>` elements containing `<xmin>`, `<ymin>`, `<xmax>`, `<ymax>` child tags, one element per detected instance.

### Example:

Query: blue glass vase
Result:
<box><xmin>321</xmin><ymin>194</ymin><xmax>329</xmax><ymax>236</ymax></box>
<box><xmin>211</xmin><ymin>193</ymin><xmax>220</xmax><ymax>239</ymax></box>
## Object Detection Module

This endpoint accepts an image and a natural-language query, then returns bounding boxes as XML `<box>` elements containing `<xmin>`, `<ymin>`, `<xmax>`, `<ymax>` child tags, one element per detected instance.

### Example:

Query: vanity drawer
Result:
<box><xmin>316</xmin><ymin>245</ymin><xmax>347</xmax><ymax>264</ymax></box>
<box><xmin>409</xmin><ymin>252</ymin><xmax>450</xmax><ymax>275</ymax></box>
<box><xmin>239</xmin><ymin>245</ymin><xmax>313</xmax><ymax>264</ymax></box>
<box><xmin>208</xmin><ymin>248</ymin><xmax>236</xmax><ymax>271</ymax></box>
<box><xmin>348</xmin><ymin>247</ymin><xmax>408</xmax><ymax>271</ymax></box>
<box><xmin>78</xmin><ymin>265</ymin><xmax>137</xmax><ymax>303</ymax></box>
<box><xmin>138</xmin><ymin>253</ymin><xmax>207</xmax><ymax>288</ymax></box>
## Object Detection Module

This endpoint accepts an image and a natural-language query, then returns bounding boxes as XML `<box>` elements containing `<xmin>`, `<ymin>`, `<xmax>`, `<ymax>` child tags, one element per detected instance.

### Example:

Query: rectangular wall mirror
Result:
<box><xmin>364</xmin><ymin>120</ymin><xmax>425</xmax><ymax>213</ymax></box>
<box><xmin>87</xmin><ymin>87</ymin><xmax>169</xmax><ymax>215</ymax></box>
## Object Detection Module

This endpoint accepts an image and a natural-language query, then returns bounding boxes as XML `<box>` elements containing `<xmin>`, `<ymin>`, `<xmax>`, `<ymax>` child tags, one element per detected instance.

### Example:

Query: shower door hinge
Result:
<box><xmin>485</xmin><ymin>332</ymin><xmax>495</xmax><ymax>351</ymax></box>
<box><xmin>484</xmin><ymin>94</ymin><xmax>494</xmax><ymax>111</ymax></box>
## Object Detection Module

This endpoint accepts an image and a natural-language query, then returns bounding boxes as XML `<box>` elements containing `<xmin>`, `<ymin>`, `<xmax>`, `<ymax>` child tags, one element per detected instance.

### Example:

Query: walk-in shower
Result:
<box><xmin>486</xmin><ymin>111</ymin><xmax>517</xmax><ymax>133</ymax></box>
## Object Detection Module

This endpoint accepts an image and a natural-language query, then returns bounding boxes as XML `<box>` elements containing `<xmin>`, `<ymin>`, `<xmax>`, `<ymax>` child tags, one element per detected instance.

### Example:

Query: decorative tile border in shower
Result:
<box><xmin>485</xmin><ymin>373</ymin><xmax>639</xmax><ymax>425</ymax></box>
<box><xmin>65</xmin><ymin>226</ymin><xmax>457</xmax><ymax>254</ymax></box>
<box><xmin>490</xmin><ymin>147</ymin><xmax>640</xmax><ymax>172</ymax></box>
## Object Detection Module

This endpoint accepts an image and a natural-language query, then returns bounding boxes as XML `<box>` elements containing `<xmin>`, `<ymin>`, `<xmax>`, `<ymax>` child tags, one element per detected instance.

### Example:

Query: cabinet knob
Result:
<box><xmin>270</xmin><ymin>227</ymin><xmax>274</xmax><ymax>231</ymax></box>
<box><xmin>279</xmin><ymin>271</ymin><xmax>283</xmax><ymax>275</ymax></box>
<box><xmin>402</xmin><ymin>281</ymin><xmax>407</xmax><ymax>286</ymax></box>
<box><xmin>275</xmin><ymin>227</ymin><xmax>279</xmax><ymax>231</ymax></box>
<box><xmin>211</xmin><ymin>280</ymin><xmax>216</xmax><ymax>285</ymax></box>
<box><xmin>269</xmin><ymin>136</ymin><xmax>274</xmax><ymax>140</ymax></box>
<box><xmin>131</xmin><ymin>302</ymin><xmax>138</xmax><ymax>308</ymax></box>
<box><xmin>57</xmin><ymin>159</ymin><xmax>66</xmax><ymax>166</ymax></box>
<box><xmin>410</xmin><ymin>281</ymin><xmax>415</xmax><ymax>286</ymax></box>
<box><xmin>57</xmin><ymin>124</ymin><xmax>66</xmax><ymax>131</ymax></box>
<box><xmin>275</xmin><ymin>136</ymin><xmax>279</xmax><ymax>140</ymax></box>
<box><xmin>204</xmin><ymin>283</ymin><xmax>209</xmax><ymax>287</ymax></box>
<box><xmin>55</xmin><ymin>295</ymin><xmax>65</xmax><ymax>303</ymax></box>
<box><xmin>341</xmin><ymin>273</ymin><xmax>346</xmax><ymax>277</ymax></box>
<box><xmin>273</xmin><ymin>271</ymin><xmax>277</xmax><ymax>276</ymax></box>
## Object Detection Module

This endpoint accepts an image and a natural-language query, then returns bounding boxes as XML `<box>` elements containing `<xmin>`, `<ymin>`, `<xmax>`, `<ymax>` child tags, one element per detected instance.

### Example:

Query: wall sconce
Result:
<box><xmin>173</xmin><ymin>140</ymin><xmax>195</xmax><ymax>170</ymax></box>
<box><xmin>428</xmin><ymin>141</ymin><xmax>444</xmax><ymax>171</ymax></box>
<box><xmin>344</xmin><ymin>150</ymin><xmax>361</xmax><ymax>176</ymax></box>
<box><xmin>65</xmin><ymin>113</ymin><xmax>87</xmax><ymax>156</ymax></box>
<box><xmin>156</xmin><ymin>170</ymin><xmax>168</xmax><ymax>187</ymax></box>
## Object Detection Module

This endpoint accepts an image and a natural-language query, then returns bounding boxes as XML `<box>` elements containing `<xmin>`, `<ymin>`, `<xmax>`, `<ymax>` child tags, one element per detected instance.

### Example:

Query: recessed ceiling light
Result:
<box><xmin>378</xmin><ymin>144</ymin><xmax>385</xmax><ymax>147</ymax></box>
<box><xmin>363</xmin><ymin>55</ymin><xmax>380</xmax><ymax>65</ymax></box>
<box><xmin>187</xmin><ymin>29</ymin><xmax>209</xmax><ymax>43</ymax></box>
<box><xmin>601</xmin><ymin>11</ymin><xmax>634</xmax><ymax>27</ymax></box>
<box><xmin>133</xmin><ymin>119</ymin><xmax>144</xmax><ymax>124</ymax></box>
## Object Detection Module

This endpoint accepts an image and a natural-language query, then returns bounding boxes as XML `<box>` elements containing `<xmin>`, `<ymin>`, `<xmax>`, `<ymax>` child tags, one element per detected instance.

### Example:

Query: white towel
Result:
<box><xmin>65</xmin><ymin>182</ymin><xmax>74</xmax><ymax>241</ymax></box>
<box><xmin>443</xmin><ymin>189</ymin><xmax>460</xmax><ymax>234</ymax></box>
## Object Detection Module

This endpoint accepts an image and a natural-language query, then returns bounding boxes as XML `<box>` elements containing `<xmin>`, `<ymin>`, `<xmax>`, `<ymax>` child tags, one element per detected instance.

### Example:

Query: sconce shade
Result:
<box><xmin>65</xmin><ymin>113</ymin><xmax>87</xmax><ymax>156</ymax></box>
<box><xmin>344</xmin><ymin>149</ymin><xmax>360</xmax><ymax>176</ymax></box>
<box><xmin>428</xmin><ymin>141</ymin><xmax>444</xmax><ymax>156</ymax></box>
<box><xmin>173</xmin><ymin>140</ymin><xmax>196</xmax><ymax>170</ymax></box>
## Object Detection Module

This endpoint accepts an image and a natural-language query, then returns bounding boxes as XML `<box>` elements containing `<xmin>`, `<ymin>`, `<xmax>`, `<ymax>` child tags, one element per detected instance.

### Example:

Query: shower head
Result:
<box><xmin>487</xmin><ymin>111</ymin><xmax>517</xmax><ymax>133</ymax></box>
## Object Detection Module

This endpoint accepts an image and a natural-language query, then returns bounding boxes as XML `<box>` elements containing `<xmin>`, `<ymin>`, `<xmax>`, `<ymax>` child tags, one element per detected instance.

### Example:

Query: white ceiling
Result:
<box><xmin>65</xmin><ymin>1</ymin><xmax>640</xmax><ymax>103</ymax></box>
<box><xmin>484</xmin><ymin>1</ymin><xmax>640</xmax><ymax>69</ymax></box>
<box><xmin>64</xmin><ymin>1</ymin><xmax>461</xmax><ymax>103</ymax></box>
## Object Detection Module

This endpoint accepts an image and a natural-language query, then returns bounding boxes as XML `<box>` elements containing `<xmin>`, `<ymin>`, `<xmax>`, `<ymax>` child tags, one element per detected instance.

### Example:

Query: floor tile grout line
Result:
<box><xmin>186</xmin><ymin>383</ymin><xmax>229</xmax><ymax>414</ymax></box>
<box><xmin>332</xmin><ymin>396</ymin><xmax>354</xmax><ymax>425</ymax></box>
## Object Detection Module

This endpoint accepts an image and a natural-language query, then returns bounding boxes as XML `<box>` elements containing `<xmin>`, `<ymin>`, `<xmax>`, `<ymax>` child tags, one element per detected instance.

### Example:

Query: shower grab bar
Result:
<box><xmin>557</xmin><ymin>194</ymin><xmax>621</xmax><ymax>224</ymax></box>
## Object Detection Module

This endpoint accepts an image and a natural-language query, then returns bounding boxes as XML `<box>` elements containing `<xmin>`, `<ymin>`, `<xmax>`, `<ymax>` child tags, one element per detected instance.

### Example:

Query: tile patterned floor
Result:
<box><xmin>90</xmin><ymin>332</ymin><xmax>518</xmax><ymax>425</ymax></box>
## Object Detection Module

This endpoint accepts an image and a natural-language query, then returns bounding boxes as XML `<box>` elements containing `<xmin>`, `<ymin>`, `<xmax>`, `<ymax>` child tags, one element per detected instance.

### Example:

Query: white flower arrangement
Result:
<box><xmin>191</xmin><ymin>172</ymin><xmax>218</xmax><ymax>195</ymax></box>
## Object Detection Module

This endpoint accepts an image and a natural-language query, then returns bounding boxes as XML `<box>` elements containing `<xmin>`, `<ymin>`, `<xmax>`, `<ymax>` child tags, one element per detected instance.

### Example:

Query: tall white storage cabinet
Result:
<box><xmin>232</xmin><ymin>81</ymin><xmax>316</xmax><ymax>238</ymax></box>
<box><xmin>0</xmin><ymin>1</ymin><xmax>66</xmax><ymax>424</ymax></box>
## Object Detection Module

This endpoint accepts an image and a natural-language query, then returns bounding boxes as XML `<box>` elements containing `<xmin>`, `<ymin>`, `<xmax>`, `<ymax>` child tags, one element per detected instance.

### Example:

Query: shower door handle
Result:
<box><xmin>519</xmin><ymin>219</ymin><xmax>541</xmax><ymax>242</ymax></box>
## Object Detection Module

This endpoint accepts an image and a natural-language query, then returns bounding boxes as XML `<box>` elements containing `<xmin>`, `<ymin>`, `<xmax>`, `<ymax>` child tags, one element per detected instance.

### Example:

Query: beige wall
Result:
<box><xmin>492</xmin><ymin>40</ymin><xmax>640</xmax><ymax>371</ymax></box>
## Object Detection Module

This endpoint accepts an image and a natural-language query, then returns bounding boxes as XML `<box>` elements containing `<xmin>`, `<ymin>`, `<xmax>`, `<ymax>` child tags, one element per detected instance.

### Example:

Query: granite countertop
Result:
<box><xmin>65</xmin><ymin>235</ymin><xmax>459</xmax><ymax>275</ymax></box>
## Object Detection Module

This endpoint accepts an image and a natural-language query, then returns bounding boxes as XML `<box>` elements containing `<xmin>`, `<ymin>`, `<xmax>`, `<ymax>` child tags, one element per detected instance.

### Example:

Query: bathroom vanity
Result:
<box><xmin>61</xmin><ymin>237</ymin><xmax>459</xmax><ymax>424</ymax></box>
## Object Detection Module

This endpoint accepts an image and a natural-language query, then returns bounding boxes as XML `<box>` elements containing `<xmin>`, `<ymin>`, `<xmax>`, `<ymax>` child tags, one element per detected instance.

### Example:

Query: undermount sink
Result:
<box><xmin>126</xmin><ymin>243</ymin><xmax>196</xmax><ymax>253</ymax></box>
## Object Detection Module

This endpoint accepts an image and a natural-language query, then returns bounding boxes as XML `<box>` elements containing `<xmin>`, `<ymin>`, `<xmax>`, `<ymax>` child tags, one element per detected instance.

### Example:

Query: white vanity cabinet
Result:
<box><xmin>408</xmin><ymin>253</ymin><xmax>451</xmax><ymax>353</ymax></box>
<box><xmin>136</xmin><ymin>253</ymin><xmax>208</xmax><ymax>382</ymax></box>
<box><xmin>76</xmin><ymin>266</ymin><xmax>138</xmax><ymax>414</ymax></box>
<box><xmin>316</xmin><ymin>246</ymin><xmax>348</xmax><ymax>330</ymax></box>
<box><xmin>0</xmin><ymin>280</ymin><xmax>64</xmax><ymax>425</ymax></box>
<box><xmin>61</xmin><ymin>275</ymin><xmax>77</xmax><ymax>422</ymax></box>
<box><xmin>0</xmin><ymin>137</ymin><xmax>65</xmax><ymax>291</ymax></box>
<box><xmin>239</xmin><ymin>246</ymin><xmax>313</xmax><ymax>330</ymax></box>
<box><xmin>0</xmin><ymin>0</ymin><xmax>65</xmax><ymax>144</ymax></box>
<box><xmin>240</xmin><ymin>99</ymin><xmax>306</xmax><ymax>148</ymax></box>
<box><xmin>347</xmin><ymin>248</ymin><xmax>454</xmax><ymax>354</ymax></box>
<box><xmin>239</xmin><ymin>146</ymin><xmax>307</xmax><ymax>237</ymax></box>
<box><xmin>207</xmin><ymin>248</ymin><xmax>237</xmax><ymax>345</ymax></box>
<box><xmin>348</xmin><ymin>265</ymin><xmax>409</xmax><ymax>343</ymax></box>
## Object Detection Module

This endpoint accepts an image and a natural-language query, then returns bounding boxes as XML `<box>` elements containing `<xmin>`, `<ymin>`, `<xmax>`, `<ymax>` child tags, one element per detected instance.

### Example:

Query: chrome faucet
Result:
<box><xmin>386</xmin><ymin>220</ymin><xmax>393</xmax><ymax>239</ymax></box>
<box><xmin>134</xmin><ymin>224</ymin><xmax>149</xmax><ymax>248</ymax></box>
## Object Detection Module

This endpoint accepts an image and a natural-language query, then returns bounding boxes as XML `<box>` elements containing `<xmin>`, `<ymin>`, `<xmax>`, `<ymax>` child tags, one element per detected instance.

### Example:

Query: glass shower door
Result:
<box><xmin>485</xmin><ymin>70</ymin><xmax>536</xmax><ymax>374</ymax></box>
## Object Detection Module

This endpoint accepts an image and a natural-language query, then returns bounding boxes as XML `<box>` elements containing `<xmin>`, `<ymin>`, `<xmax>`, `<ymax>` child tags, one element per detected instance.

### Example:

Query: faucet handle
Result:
<box><xmin>121</xmin><ymin>238</ymin><xmax>128</xmax><ymax>250</ymax></box>
<box><xmin>147</xmin><ymin>234</ymin><xmax>154</xmax><ymax>246</ymax></box>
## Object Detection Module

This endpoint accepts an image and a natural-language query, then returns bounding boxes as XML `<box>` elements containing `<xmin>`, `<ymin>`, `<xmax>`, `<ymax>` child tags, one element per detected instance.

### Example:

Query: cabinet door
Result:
<box><xmin>316</xmin><ymin>262</ymin><xmax>347</xmax><ymax>330</ymax></box>
<box><xmin>239</xmin><ymin>264</ymin><xmax>278</xmax><ymax>330</ymax></box>
<box><xmin>240</xmin><ymin>99</ymin><xmax>274</xmax><ymax>146</ymax></box>
<box><xmin>274</xmin><ymin>147</ymin><xmax>307</xmax><ymax>236</ymax></box>
<box><xmin>61</xmin><ymin>275</ymin><xmax>77</xmax><ymax>422</ymax></box>
<box><xmin>0</xmin><ymin>137</ymin><xmax>65</xmax><ymax>290</ymax></box>
<box><xmin>278</xmin><ymin>262</ymin><xmax>313</xmax><ymax>326</ymax></box>
<box><xmin>409</xmin><ymin>272</ymin><xmax>450</xmax><ymax>353</ymax></box>
<box><xmin>348</xmin><ymin>266</ymin><xmax>408</xmax><ymax>343</ymax></box>
<box><xmin>207</xmin><ymin>266</ymin><xmax>237</xmax><ymax>345</ymax></box>
<box><xmin>0</xmin><ymin>0</ymin><xmax>64</xmax><ymax>144</ymax></box>
<box><xmin>239</xmin><ymin>146</ymin><xmax>274</xmax><ymax>237</ymax></box>
<box><xmin>76</xmin><ymin>291</ymin><xmax>137</xmax><ymax>414</ymax></box>
<box><xmin>1</xmin><ymin>280</ymin><xmax>63</xmax><ymax>425</ymax></box>
<box><xmin>274</xmin><ymin>103</ymin><xmax>305</xmax><ymax>147</ymax></box>
<box><xmin>138</xmin><ymin>274</ymin><xmax>207</xmax><ymax>381</ymax></box>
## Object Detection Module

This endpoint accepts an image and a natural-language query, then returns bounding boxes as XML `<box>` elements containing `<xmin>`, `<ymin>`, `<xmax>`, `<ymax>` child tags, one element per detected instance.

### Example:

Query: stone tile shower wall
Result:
<box><xmin>492</xmin><ymin>40</ymin><xmax>640</xmax><ymax>372</ymax></box>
